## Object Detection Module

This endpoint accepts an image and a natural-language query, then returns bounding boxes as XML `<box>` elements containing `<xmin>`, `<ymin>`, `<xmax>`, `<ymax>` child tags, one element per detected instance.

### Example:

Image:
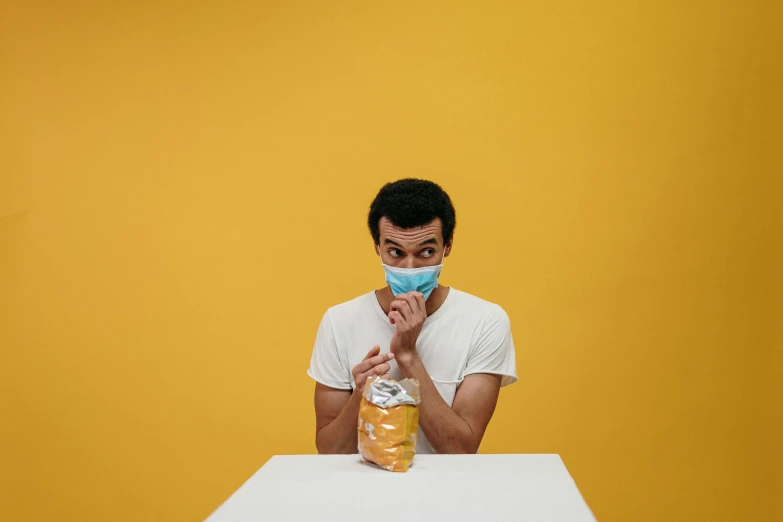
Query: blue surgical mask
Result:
<box><xmin>380</xmin><ymin>253</ymin><xmax>445</xmax><ymax>300</ymax></box>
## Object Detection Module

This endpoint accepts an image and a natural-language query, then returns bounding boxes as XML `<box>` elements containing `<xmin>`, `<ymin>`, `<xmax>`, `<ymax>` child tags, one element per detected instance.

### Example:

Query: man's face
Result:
<box><xmin>377</xmin><ymin>217</ymin><xmax>450</xmax><ymax>268</ymax></box>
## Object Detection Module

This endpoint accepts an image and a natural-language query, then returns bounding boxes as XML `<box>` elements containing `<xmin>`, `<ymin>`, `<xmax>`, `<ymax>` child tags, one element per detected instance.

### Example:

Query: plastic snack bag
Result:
<box><xmin>357</xmin><ymin>376</ymin><xmax>421</xmax><ymax>472</ymax></box>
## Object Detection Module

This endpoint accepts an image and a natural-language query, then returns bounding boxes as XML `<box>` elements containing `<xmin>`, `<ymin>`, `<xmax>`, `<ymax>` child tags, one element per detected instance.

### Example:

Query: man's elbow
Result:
<box><xmin>435</xmin><ymin>435</ymin><xmax>481</xmax><ymax>454</ymax></box>
<box><xmin>315</xmin><ymin>433</ymin><xmax>334</xmax><ymax>454</ymax></box>
<box><xmin>316</xmin><ymin>434</ymin><xmax>356</xmax><ymax>455</ymax></box>
<box><xmin>315</xmin><ymin>429</ymin><xmax>328</xmax><ymax>454</ymax></box>
<box><xmin>463</xmin><ymin>440</ymin><xmax>481</xmax><ymax>454</ymax></box>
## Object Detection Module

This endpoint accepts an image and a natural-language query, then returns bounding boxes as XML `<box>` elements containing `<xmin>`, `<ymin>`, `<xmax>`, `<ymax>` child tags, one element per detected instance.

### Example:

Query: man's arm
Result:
<box><xmin>314</xmin><ymin>384</ymin><xmax>360</xmax><ymax>454</ymax></box>
<box><xmin>314</xmin><ymin>346</ymin><xmax>393</xmax><ymax>454</ymax></box>
<box><xmin>397</xmin><ymin>354</ymin><xmax>501</xmax><ymax>453</ymax></box>
<box><xmin>389</xmin><ymin>292</ymin><xmax>506</xmax><ymax>453</ymax></box>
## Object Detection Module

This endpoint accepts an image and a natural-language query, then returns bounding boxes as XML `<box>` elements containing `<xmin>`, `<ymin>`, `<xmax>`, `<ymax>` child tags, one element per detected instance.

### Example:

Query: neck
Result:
<box><xmin>375</xmin><ymin>285</ymin><xmax>450</xmax><ymax>317</ymax></box>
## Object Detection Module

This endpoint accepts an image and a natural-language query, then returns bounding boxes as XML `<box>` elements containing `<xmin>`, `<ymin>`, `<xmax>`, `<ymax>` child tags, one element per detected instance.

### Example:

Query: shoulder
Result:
<box><xmin>324</xmin><ymin>291</ymin><xmax>377</xmax><ymax>322</ymax></box>
<box><xmin>449</xmin><ymin>289</ymin><xmax>510</xmax><ymax>326</ymax></box>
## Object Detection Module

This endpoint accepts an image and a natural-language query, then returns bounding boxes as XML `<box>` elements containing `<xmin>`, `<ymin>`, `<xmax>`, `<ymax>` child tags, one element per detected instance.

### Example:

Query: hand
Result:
<box><xmin>388</xmin><ymin>292</ymin><xmax>426</xmax><ymax>359</ymax></box>
<box><xmin>351</xmin><ymin>345</ymin><xmax>394</xmax><ymax>392</ymax></box>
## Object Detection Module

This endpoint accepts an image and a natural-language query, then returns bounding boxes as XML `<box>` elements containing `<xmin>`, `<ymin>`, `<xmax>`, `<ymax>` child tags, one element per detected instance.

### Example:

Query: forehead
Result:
<box><xmin>378</xmin><ymin>217</ymin><xmax>443</xmax><ymax>245</ymax></box>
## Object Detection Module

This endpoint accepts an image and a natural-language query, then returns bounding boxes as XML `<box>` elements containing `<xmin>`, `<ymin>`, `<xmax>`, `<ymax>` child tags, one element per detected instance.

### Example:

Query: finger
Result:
<box><xmin>388</xmin><ymin>303</ymin><xmax>404</xmax><ymax>324</ymax></box>
<box><xmin>372</xmin><ymin>362</ymin><xmax>391</xmax><ymax>375</ymax></box>
<box><xmin>354</xmin><ymin>352</ymin><xmax>394</xmax><ymax>374</ymax></box>
<box><xmin>396</xmin><ymin>293</ymin><xmax>422</xmax><ymax>317</ymax></box>
<box><xmin>380</xmin><ymin>373</ymin><xmax>391</xmax><ymax>380</ymax></box>
<box><xmin>363</xmin><ymin>345</ymin><xmax>381</xmax><ymax>361</ymax></box>
<box><xmin>410</xmin><ymin>291</ymin><xmax>426</xmax><ymax>313</ymax></box>
<box><xmin>389</xmin><ymin>310</ymin><xmax>404</xmax><ymax>326</ymax></box>
<box><xmin>359</xmin><ymin>363</ymin><xmax>391</xmax><ymax>385</ymax></box>
<box><xmin>392</xmin><ymin>295</ymin><xmax>414</xmax><ymax>316</ymax></box>
<box><xmin>390</xmin><ymin>299</ymin><xmax>414</xmax><ymax>321</ymax></box>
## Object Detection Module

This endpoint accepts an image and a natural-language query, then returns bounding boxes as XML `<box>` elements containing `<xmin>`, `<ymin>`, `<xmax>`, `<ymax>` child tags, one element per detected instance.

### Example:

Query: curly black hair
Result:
<box><xmin>368</xmin><ymin>179</ymin><xmax>456</xmax><ymax>245</ymax></box>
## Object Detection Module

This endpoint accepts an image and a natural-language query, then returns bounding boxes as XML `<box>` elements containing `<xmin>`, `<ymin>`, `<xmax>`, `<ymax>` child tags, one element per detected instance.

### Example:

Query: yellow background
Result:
<box><xmin>1</xmin><ymin>1</ymin><xmax>781</xmax><ymax>521</ymax></box>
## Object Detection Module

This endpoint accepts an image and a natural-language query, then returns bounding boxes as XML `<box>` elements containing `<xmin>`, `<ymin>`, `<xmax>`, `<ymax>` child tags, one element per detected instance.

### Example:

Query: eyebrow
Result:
<box><xmin>383</xmin><ymin>237</ymin><xmax>439</xmax><ymax>247</ymax></box>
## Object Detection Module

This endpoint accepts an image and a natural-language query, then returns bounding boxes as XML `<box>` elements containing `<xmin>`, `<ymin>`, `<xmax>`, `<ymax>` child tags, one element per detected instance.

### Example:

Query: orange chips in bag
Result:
<box><xmin>357</xmin><ymin>376</ymin><xmax>421</xmax><ymax>472</ymax></box>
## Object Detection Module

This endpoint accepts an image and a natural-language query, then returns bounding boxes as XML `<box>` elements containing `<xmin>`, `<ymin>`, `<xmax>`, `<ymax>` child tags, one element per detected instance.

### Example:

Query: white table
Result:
<box><xmin>207</xmin><ymin>454</ymin><xmax>595</xmax><ymax>521</ymax></box>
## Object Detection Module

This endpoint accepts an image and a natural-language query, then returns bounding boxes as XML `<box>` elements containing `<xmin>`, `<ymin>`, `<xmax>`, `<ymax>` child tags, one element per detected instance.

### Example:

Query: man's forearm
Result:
<box><xmin>397</xmin><ymin>354</ymin><xmax>478</xmax><ymax>454</ymax></box>
<box><xmin>315</xmin><ymin>391</ymin><xmax>362</xmax><ymax>454</ymax></box>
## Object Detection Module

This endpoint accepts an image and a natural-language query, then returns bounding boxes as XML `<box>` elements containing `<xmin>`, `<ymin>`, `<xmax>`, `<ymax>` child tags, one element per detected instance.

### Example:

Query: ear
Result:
<box><xmin>444</xmin><ymin>238</ymin><xmax>454</xmax><ymax>257</ymax></box>
<box><xmin>374</xmin><ymin>243</ymin><xmax>381</xmax><ymax>256</ymax></box>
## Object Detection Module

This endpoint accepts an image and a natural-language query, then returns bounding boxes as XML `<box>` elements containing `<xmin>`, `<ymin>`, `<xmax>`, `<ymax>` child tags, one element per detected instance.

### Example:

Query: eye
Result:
<box><xmin>421</xmin><ymin>249</ymin><xmax>435</xmax><ymax>258</ymax></box>
<box><xmin>389</xmin><ymin>248</ymin><xmax>403</xmax><ymax>258</ymax></box>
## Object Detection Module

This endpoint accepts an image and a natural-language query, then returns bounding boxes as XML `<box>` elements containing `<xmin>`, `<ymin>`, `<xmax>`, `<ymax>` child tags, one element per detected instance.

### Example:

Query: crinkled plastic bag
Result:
<box><xmin>357</xmin><ymin>376</ymin><xmax>421</xmax><ymax>472</ymax></box>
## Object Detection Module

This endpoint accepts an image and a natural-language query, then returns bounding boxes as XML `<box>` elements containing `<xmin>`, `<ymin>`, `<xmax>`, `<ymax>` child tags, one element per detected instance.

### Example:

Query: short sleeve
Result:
<box><xmin>463</xmin><ymin>305</ymin><xmax>518</xmax><ymax>386</ymax></box>
<box><xmin>307</xmin><ymin>311</ymin><xmax>352</xmax><ymax>390</ymax></box>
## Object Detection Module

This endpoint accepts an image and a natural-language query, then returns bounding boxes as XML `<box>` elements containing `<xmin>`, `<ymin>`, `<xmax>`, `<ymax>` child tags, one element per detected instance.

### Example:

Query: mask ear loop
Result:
<box><xmin>435</xmin><ymin>249</ymin><xmax>446</xmax><ymax>280</ymax></box>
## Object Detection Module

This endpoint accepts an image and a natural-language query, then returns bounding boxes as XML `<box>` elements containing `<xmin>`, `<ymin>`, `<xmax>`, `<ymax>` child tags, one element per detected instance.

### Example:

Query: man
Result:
<box><xmin>308</xmin><ymin>178</ymin><xmax>517</xmax><ymax>455</ymax></box>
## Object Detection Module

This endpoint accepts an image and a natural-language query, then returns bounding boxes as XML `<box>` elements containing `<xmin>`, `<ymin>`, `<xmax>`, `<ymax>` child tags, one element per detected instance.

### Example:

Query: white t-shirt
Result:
<box><xmin>307</xmin><ymin>288</ymin><xmax>517</xmax><ymax>454</ymax></box>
